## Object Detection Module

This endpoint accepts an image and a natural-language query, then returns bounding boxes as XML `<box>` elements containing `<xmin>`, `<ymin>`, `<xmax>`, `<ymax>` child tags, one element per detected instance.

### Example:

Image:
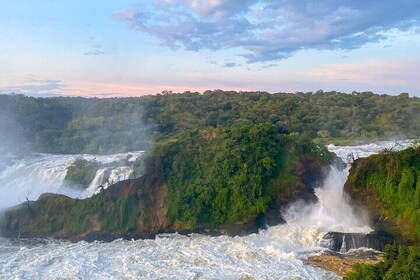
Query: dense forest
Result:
<box><xmin>0</xmin><ymin>90</ymin><xmax>418</xmax><ymax>154</ymax></box>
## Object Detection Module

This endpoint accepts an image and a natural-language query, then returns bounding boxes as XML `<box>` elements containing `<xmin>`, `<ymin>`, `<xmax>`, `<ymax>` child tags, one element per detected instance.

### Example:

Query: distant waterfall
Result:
<box><xmin>0</xmin><ymin>151</ymin><xmax>143</xmax><ymax>210</ymax></box>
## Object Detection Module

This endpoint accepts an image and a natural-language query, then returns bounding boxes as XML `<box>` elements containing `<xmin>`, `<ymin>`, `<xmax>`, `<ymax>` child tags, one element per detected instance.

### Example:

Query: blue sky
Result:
<box><xmin>0</xmin><ymin>0</ymin><xmax>419</xmax><ymax>97</ymax></box>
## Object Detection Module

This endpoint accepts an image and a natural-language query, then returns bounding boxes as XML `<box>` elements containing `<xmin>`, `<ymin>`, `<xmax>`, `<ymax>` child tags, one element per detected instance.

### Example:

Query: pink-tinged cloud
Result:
<box><xmin>65</xmin><ymin>81</ymin><xmax>220</xmax><ymax>97</ymax></box>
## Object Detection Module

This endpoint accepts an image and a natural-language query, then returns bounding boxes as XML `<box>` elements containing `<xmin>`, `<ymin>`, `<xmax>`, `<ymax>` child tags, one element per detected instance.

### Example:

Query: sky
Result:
<box><xmin>0</xmin><ymin>0</ymin><xmax>419</xmax><ymax>97</ymax></box>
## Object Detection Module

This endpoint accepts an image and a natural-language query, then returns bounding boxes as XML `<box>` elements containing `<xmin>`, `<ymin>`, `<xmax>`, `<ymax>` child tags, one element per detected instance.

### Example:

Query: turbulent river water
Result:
<box><xmin>0</xmin><ymin>140</ymin><xmax>413</xmax><ymax>279</ymax></box>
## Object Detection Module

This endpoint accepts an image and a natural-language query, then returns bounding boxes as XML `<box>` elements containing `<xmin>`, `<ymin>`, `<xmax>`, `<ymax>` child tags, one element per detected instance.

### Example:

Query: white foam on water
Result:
<box><xmin>0</xmin><ymin>236</ymin><xmax>338</xmax><ymax>280</ymax></box>
<box><xmin>327</xmin><ymin>140</ymin><xmax>413</xmax><ymax>161</ymax></box>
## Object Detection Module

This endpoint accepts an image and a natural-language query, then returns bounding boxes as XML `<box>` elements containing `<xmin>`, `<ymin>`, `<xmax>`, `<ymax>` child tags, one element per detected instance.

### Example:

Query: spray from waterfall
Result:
<box><xmin>282</xmin><ymin>164</ymin><xmax>371</xmax><ymax>234</ymax></box>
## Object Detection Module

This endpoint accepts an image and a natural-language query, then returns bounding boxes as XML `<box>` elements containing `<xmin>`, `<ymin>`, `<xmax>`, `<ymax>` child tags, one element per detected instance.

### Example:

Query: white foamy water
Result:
<box><xmin>0</xmin><ymin>140</ymin><xmax>414</xmax><ymax>279</ymax></box>
<box><xmin>327</xmin><ymin>139</ymin><xmax>413</xmax><ymax>161</ymax></box>
<box><xmin>0</xmin><ymin>235</ymin><xmax>337</xmax><ymax>280</ymax></box>
<box><xmin>0</xmin><ymin>151</ymin><xmax>143</xmax><ymax>210</ymax></box>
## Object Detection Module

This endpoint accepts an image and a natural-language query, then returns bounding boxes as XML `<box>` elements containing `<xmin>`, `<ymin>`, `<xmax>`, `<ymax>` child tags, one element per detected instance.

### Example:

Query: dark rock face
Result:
<box><xmin>319</xmin><ymin>231</ymin><xmax>395</xmax><ymax>252</ymax></box>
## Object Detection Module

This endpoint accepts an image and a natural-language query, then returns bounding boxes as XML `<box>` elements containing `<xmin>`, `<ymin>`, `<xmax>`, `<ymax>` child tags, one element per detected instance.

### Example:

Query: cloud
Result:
<box><xmin>223</xmin><ymin>62</ymin><xmax>240</xmax><ymax>68</ymax></box>
<box><xmin>84</xmin><ymin>38</ymin><xmax>105</xmax><ymax>56</ymax></box>
<box><xmin>84</xmin><ymin>50</ymin><xmax>105</xmax><ymax>56</ymax></box>
<box><xmin>0</xmin><ymin>79</ymin><xmax>67</xmax><ymax>96</ymax></box>
<box><xmin>297</xmin><ymin>59</ymin><xmax>420</xmax><ymax>93</ymax></box>
<box><xmin>261</xmin><ymin>63</ymin><xmax>278</xmax><ymax>69</ymax></box>
<box><xmin>115</xmin><ymin>0</ymin><xmax>420</xmax><ymax>62</ymax></box>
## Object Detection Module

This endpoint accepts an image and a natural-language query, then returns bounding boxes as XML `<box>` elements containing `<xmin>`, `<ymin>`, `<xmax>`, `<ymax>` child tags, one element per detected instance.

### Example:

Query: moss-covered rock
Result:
<box><xmin>64</xmin><ymin>158</ymin><xmax>101</xmax><ymax>188</ymax></box>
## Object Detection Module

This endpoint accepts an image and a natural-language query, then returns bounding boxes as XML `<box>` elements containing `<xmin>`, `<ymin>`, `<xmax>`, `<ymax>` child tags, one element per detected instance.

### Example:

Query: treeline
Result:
<box><xmin>0</xmin><ymin>90</ymin><xmax>419</xmax><ymax>154</ymax></box>
<box><xmin>144</xmin><ymin>90</ymin><xmax>419</xmax><ymax>141</ymax></box>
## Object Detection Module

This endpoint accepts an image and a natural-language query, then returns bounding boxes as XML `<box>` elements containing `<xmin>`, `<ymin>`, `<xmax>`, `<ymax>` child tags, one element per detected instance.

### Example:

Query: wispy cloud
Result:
<box><xmin>115</xmin><ymin>0</ymin><xmax>420</xmax><ymax>63</ymax></box>
<box><xmin>297</xmin><ymin>59</ymin><xmax>420</xmax><ymax>92</ymax></box>
<box><xmin>84</xmin><ymin>38</ymin><xmax>106</xmax><ymax>56</ymax></box>
<box><xmin>223</xmin><ymin>62</ymin><xmax>240</xmax><ymax>68</ymax></box>
<box><xmin>261</xmin><ymin>63</ymin><xmax>278</xmax><ymax>69</ymax></box>
<box><xmin>0</xmin><ymin>78</ymin><xmax>67</xmax><ymax>96</ymax></box>
<box><xmin>84</xmin><ymin>50</ymin><xmax>105</xmax><ymax>56</ymax></box>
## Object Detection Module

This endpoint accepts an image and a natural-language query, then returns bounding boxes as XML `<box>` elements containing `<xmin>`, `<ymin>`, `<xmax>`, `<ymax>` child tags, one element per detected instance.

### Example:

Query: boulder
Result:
<box><xmin>319</xmin><ymin>231</ymin><xmax>395</xmax><ymax>252</ymax></box>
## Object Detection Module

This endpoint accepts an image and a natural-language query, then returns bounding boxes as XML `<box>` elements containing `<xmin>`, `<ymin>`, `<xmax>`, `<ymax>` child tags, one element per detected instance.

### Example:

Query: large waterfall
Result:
<box><xmin>0</xmin><ymin>141</ymin><xmax>413</xmax><ymax>279</ymax></box>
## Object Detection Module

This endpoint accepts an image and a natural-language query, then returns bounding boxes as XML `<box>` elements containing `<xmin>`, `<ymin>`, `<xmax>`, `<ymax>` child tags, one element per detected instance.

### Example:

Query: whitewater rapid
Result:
<box><xmin>0</xmin><ymin>140</ymin><xmax>414</xmax><ymax>279</ymax></box>
<box><xmin>0</xmin><ymin>151</ymin><xmax>143</xmax><ymax>211</ymax></box>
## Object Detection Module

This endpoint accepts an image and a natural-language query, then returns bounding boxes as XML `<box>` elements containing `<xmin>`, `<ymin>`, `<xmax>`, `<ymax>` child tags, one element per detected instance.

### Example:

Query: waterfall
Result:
<box><xmin>0</xmin><ymin>151</ymin><xmax>143</xmax><ymax>210</ymax></box>
<box><xmin>283</xmin><ymin>165</ymin><xmax>371</xmax><ymax>234</ymax></box>
<box><xmin>340</xmin><ymin>235</ymin><xmax>347</xmax><ymax>253</ymax></box>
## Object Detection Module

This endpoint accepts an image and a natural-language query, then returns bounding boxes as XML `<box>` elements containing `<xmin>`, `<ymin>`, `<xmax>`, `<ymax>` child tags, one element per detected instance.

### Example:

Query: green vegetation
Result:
<box><xmin>65</xmin><ymin>158</ymin><xmax>100</xmax><ymax>188</ymax></box>
<box><xmin>2</xmin><ymin>190</ymin><xmax>142</xmax><ymax>237</ymax></box>
<box><xmin>0</xmin><ymin>91</ymin><xmax>419</xmax><ymax>154</ymax></box>
<box><xmin>154</xmin><ymin>123</ymin><xmax>333</xmax><ymax>229</ymax></box>
<box><xmin>346</xmin><ymin>146</ymin><xmax>420</xmax><ymax>241</ymax></box>
<box><xmin>70</xmin><ymin>192</ymin><xmax>139</xmax><ymax>233</ymax></box>
<box><xmin>344</xmin><ymin>245</ymin><xmax>420</xmax><ymax>280</ymax></box>
<box><xmin>343</xmin><ymin>146</ymin><xmax>420</xmax><ymax>279</ymax></box>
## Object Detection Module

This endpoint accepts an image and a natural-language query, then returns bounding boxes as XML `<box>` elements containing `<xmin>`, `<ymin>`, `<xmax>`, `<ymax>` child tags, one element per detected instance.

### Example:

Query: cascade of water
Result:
<box><xmin>282</xmin><ymin>165</ymin><xmax>371</xmax><ymax>235</ymax></box>
<box><xmin>0</xmin><ymin>151</ymin><xmax>143</xmax><ymax>210</ymax></box>
<box><xmin>83</xmin><ymin>168</ymin><xmax>110</xmax><ymax>198</ymax></box>
<box><xmin>340</xmin><ymin>235</ymin><xmax>347</xmax><ymax>253</ymax></box>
